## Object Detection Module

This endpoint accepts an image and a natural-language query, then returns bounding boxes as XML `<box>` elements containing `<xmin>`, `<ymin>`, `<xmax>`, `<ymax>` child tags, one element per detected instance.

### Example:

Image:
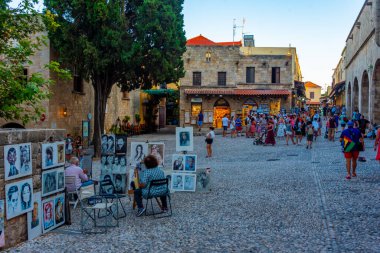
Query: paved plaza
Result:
<box><xmin>9</xmin><ymin>129</ymin><xmax>380</xmax><ymax>252</ymax></box>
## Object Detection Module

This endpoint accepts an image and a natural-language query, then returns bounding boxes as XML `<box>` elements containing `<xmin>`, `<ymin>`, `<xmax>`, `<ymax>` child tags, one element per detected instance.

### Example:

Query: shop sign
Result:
<box><xmin>191</xmin><ymin>98</ymin><xmax>202</xmax><ymax>103</ymax></box>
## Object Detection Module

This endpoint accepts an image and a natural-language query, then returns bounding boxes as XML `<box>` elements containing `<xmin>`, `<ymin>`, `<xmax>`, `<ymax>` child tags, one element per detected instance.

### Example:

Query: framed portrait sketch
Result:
<box><xmin>183</xmin><ymin>174</ymin><xmax>197</xmax><ymax>192</ymax></box>
<box><xmin>115</xmin><ymin>134</ymin><xmax>127</xmax><ymax>154</ymax></box>
<box><xmin>4</xmin><ymin>143</ymin><xmax>32</xmax><ymax>181</ymax></box>
<box><xmin>172</xmin><ymin>154</ymin><xmax>185</xmax><ymax>171</ymax></box>
<box><xmin>42</xmin><ymin>167</ymin><xmax>65</xmax><ymax>197</ymax></box>
<box><xmin>176</xmin><ymin>127</ymin><xmax>194</xmax><ymax>152</ymax></box>
<box><xmin>5</xmin><ymin>178</ymin><xmax>34</xmax><ymax>220</ymax></box>
<box><xmin>0</xmin><ymin>200</ymin><xmax>5</xmax><ymax>247</ymax></box>
<box><xmin>196</xmin><ymin>168</ymin><xmax>211</xmax><ymax>192</ymax></box>
<box><xmin>42</xmin><ymin>142</ymin><xmax>65</xmax><ymax>170</ymax></box>
<box><xmin>82</xmin><ymin>120</ymin><xmax>89</xmax><ymax>138</ymax></box>
<box><xmin>184</xmin><ymin>155</ymin><xmax>197</xmax><ymax>172</ymax></box>
<box><xmin>42</xmin><ymin>194</ymin><xmax>65</xmax><ymax>234</ymax></box>
<box><xmin>113</xmin><ymin>174</ymin><xmax>127</xmax><ymax>194</ymax></box>
<box><xmin>130</xmin><ymin>142</ymin><xmax>148</xmax><ymax>166</ymax></box>
<box><xmin>171</xmin><ymin>173</ymin><xmax>184</xmax><ymax>191</ymax></box>
<box><xmin>147</xmin><ymin>143</ymin><xmax>165</xmax><ymax>167</ymax></box>
<box><xmin>27</xmin><ymin>192</ymin><xmax>42</xmax><ymax>240</ymax></box>
<box><xmin>101</xmin><ymin>134</ymin><xmax>115</xmax><ymax>155</ymax></box>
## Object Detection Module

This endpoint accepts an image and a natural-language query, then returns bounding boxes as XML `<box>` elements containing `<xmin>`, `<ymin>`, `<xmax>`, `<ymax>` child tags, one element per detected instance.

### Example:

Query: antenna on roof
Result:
<box><xmin>233</xmin><ymin>18</ymin><xmax>245</xmax><ymax>46</ymax></box>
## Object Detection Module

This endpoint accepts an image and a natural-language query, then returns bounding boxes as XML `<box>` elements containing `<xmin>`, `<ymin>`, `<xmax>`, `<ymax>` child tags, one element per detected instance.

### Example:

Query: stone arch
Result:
<box><xmin>361</xmin><ymin>71</ymin><xmax>369</xmax><ymax>118</ymax></box>
<box><xmin>353</xmin><ymin>77</ymin><xmax>359</xmax><ymax>113</ymax></box>
<box><xmin>372</xmin><ymin>59</ymin><xmax>380</xmax><ymax>124</ymax></box>
<box><xmin>2</xmin><ymin>122</ymin><xmax>25</xmax><ymax>129</ymax></box>
<box><xmin>347</xmin><ymin>82</ymin><xmax>352</xmax><ymax>116</ymax></box>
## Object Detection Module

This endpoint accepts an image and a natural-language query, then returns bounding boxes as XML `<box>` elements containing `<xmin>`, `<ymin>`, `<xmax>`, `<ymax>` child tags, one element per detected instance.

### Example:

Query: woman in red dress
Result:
<box><xmin>265</xmin><ymin>120</ymin><xmax>276</xmax><ymax>146</ymax></box>
<box><xmin>374</xmin><ymin>128</ymin><xmax>380</xmax><ymax>163</ymax></box>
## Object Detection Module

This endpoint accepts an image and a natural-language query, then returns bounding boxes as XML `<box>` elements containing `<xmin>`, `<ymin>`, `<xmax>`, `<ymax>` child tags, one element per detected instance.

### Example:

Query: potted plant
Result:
<box><xmin>135</xmin><ymin>113</ymin><xmax>141</xmax><ymax>124</ymax></box>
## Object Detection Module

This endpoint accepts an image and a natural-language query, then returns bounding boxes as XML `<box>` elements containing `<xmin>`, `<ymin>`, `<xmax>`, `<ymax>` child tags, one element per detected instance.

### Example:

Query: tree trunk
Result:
<box><xmin>92</xmin><ymin>77</ymin><xmax>112</xmax><ymax>157</ymax></box>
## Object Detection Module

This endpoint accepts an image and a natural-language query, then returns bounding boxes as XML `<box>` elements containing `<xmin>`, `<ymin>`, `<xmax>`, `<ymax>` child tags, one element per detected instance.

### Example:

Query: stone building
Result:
<box><xmin>0</xmin><ymin>33</ymin><xmax>143</xmax><ymax>137</ymax></box>
<box><xmin>179</xmin><ymin>35</ymin><xmax>303</xmax><ymax>128</ymax></box>
<box><xmin>330</xmin><ymin>47</ymin><xmax>346</xmax><ymax>107</ymax></box>
<box><xmin>344</xmin><ymin>0</ymin><xmax>380</xmax><ymax>123</ymax></box>
<box><xmin>305</xmin><ymin>81</ymin><xmax>322</xmax><ymax>109</ymax></box>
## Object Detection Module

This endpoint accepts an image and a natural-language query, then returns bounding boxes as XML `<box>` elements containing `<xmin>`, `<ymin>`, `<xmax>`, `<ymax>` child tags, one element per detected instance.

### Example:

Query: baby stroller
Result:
<box><xmin>253</xmin><ymin>129</ymin><xmax>266</xmax><ymax>145</ymax></box>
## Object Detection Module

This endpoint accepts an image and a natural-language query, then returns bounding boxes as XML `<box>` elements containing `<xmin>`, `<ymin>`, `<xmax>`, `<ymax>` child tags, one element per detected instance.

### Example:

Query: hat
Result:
<box><xmin>347</xmin><ymin>121</ymin><xmax>354</xmax><ymax>127</ymax></box>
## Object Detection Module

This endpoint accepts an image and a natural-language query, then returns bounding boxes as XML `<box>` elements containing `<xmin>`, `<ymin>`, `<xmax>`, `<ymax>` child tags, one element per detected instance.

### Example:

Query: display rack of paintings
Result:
<box><xmin>0</xmin><ymin>200</ymin><xmax>4</xmax><ymax>247</ymax></box>
<box><xmin>130</xmin><ymin>142</ymin><xmax>165</xmax><ymax>167</ymax></box>
<box><xmin>5</xmin><ymin>178</ymin><xmax>34</xmax><ymax>220</ymax></box>
<box><xmin>42</xmin><ymin>167</ymin><xmax>65</xmax><ymax>197</ymax></box>
<box><xmin>42</xmin><ymin>193</ymin><xmax>65</xmax><ymax>234</ymax></box>
<box><xmin>41</xmin><ymin>142</ymin><xmax>65</xmax><ymax>170</ymax></box>
<box><xmin>27</xmin><ymin>192</ymin><xmax>42</xmax><ymax>240</ymax></box>
<box><xmin>4</xmin><ymin>143</ymin><xmax>32</xmax><ymax>181</ymax></box>
<box><xmin>101</xmin><ymin>134</ymin><xmax>116</xmax><ymax>155</ymax></box>
<box><xmin>175</xmin><ymin>127</ymin><xmax>194</xmax><ymax>152</ymax></box>
<box><xmin>171</xmin><ymin>173</ymin><xmax>196</xmax><ymax>192</ymax></box>
<box><xmin>172</xmin><ymin>154</ymin><xmax>197</xmax><ymax>172</ymax></box>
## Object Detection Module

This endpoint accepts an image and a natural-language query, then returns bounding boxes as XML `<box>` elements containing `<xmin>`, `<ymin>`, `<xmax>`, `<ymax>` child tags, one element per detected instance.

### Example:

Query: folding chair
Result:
<box><xmin>78</xmin><ymin>183</ymin><xmax>117</xmax><ymax>234</ymax></box>
<box><xmin>144</xmin><ymin>178</ymin><xmax>172</xmax><ymax>218</ymax></box>
<box><xmin>98</xmin><ymin>179</ymin><xmax>128</xmax><ymax>219</ymax></box>
<box><xmin>65</xmin><ymin>176</ymin><xmax>79</xmax><ymax>209</ymax></box>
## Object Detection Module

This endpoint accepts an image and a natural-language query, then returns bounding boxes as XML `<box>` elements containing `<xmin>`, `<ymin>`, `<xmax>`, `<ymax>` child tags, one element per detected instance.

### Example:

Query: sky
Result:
<box><xmin>183</xmin><ymin>0</ymin><xmax>364</xmax><ymax>92</ymax></box>
<box><xmin>11</xmin><ymin>0</ymin><xmax>364</xmax><ymax>91</ymax></box>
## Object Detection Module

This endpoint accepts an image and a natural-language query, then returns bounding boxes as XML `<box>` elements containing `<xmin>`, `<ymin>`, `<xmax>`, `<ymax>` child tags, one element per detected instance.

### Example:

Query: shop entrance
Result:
<box><xmin>213</xmin><ymin>98</ymin><xmax>230</xmax><ymax>128</ymax></box>
<box><xmin>242</xmin><ymin>98</ymin><xmax>257</xmax><ymax>125</ymax></box>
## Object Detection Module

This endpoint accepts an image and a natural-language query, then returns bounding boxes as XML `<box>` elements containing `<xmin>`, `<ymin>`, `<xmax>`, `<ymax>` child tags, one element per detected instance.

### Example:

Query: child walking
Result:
<box><xmin>306</xmin><ymin>122</ymin><xmax>314</xmax><ymax>149</ymax></box>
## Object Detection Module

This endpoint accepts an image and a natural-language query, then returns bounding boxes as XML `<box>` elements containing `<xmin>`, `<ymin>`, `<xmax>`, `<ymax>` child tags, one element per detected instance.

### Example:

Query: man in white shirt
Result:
<box><xmin>65</xmin><ymin>157</ymin><xmax>90</xmax><ymax>192</ymax></box>
<box><xmin>222</xmin><ymin>114</ymin><xmax>229</xmax><ymax>137</ymax></box>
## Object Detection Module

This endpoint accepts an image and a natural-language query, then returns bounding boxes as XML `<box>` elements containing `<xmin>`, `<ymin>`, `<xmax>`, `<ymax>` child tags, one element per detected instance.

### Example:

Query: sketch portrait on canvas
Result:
<box><xmin>196</xmin><ymin>168</ymin><xmax>211</xmax><ymax>192</ymax></box>
<box><xmin>27</xmin><ymin>192</ymin><xmax>42</xmax><ymax>240</ymax></box>
<box><xmin>115</xmin><ymin>135</ymin><xmax>127</xmax><ymax>154</ymax></box>
<box><xmin>55</xmin><ymin>196</ymin><xmax>64</xmax><ymax>225</ymax></box>
<box><xmin>6</xmin><ymin>178</ymin><xmax>34</xmax><ymax>220</ymax></box>
<box><xmin>172</xmin><ymin>154</ymin><xmax>184</xmax><ymax>171</ymax></box>
<box><xmin>185</xmin><ymin>155</ymin><xmax>196</xmax><ymax>172</ymax></box>
<box><xmin>171</xmin><ymin>174</ymin><xmax>184</xmax><ymax>191</ymax></box>
<box><xmin>184</xmin><ymin>174</ymin><xmax>196</xmax><ymax>191</ymax></box>
<box><xmin>176</xmin><ymin>127</ymin><xmax>193</xmax><ymax>152</ymax></box>
<box><xmin>20</xmin><ymin>182</ymin><xmax>32</xmax><ymax>210</ymax></box>
<box><xmin>7</xmin><ymin>185</ymin><xmax>19</xmax><ymax>217</ymax></box>
<box><xmin>148</xmin><ymin>143</ymin><xmax>164</xmax><ymax>166</ymax></box>
<box><xmin>130</xmin><ymin>142</ymin><xmax>147</xmax><ymax>166</ymax></box>
<box><xmin>5</xmin><ymin>146</ymin><xmax>19</xmax><ymax>178</ymax></box>
<box><xmin>19</xmin><ymin>144</ymin><xmax>32</xmax><ymax>174</ymax></box>
<box><xmin>43</xmin><ymin>201</ymin><xmax>54</xmax><ymax>231</ymax></box>
<box><xmin>42</xmin><ymin>170</ymin><xmax>57</xmax><ymax>196</ymax></box>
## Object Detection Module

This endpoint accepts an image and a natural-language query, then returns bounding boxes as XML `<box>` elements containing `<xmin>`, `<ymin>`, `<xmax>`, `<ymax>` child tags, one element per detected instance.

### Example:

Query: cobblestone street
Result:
<box><xmin>9</xmin><ymin>130</ymin><xmax>380</xmax><ymax>252</ymax></box>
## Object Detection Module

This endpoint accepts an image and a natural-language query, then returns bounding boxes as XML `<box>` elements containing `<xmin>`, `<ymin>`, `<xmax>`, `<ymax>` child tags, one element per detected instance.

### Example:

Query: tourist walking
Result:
<box><xmin>293</xmin><ymin>118</ymin><xmax>302</xmax><ymax>145</ymax></box>
<box><xmin>277</xmin><ymin>117</ymin><xmax>286</xmax><ymax>138</ymax></box>
<box><xmin>230</xmin><ymin>116</ymin><xmax>236</xmax><ymax>138</ymax></box>
<box><xmin>339</xmin><ymin>113</ymin><xmax>348</xmax><ymax>131</ymax></box>
<box><xmin>375</xmin><ymin>127</ymin><xmax>380</xmax><ymax>163</ymax></box>
<box><xmin>328</xmin><ymin>115</ymin><xmax>337</xmax><ymax>141</ymax></box>
<box><xmin>306</xmin><ymin>122</ymin><xmax>314</xmax><ymax>149</ymax></box>
<box><xmin>285</xmin><ymin>119</ymin><xmax>295</xmax><ymax>145</ymax></box>
<box><xmin>235</xmin><ymin>116</ymin><xmax>243</xmax><ymax>137</ymax></box>
<box><xmin>264</xmin><ymin>120</ymin><xmax>276</xmax><ymax>146</ymax></box>
<box><xmin>222</xmin><ymin>114</ymin><xmax>229</xmax><ymax>137</ymax></box>
<box><xmin>205</xmin><ymin>127</ymin><xmax>215</xmax><ymax>158</ymax></box>
<box><xmin>197</xmin><ymin>111</ymin><xmax>204</xmax><ymax>132</ymax></box>
<box><xmin>340</xmin><ymin>121</ymin><xmax>363</xmax><ymax>179</ymax></box>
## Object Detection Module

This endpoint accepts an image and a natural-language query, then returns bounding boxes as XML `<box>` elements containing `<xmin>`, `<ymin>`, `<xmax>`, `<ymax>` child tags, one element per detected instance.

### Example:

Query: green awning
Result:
<box><xmin>143</xmin><ymin>89</ymin><xmax>177</xmax><ymax>95</ymax></box>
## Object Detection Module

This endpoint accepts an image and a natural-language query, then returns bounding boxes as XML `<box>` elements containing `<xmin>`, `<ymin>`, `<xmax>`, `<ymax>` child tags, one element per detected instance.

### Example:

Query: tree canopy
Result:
<box><xmin>44</xmin><ymin>0</ymin><xmax>186</xmax><ymax>155</ymax></box>
<box><xmin>0</xmin><ymin>0</ymin><xmax>68</xmax><ymax>124</ymax></box>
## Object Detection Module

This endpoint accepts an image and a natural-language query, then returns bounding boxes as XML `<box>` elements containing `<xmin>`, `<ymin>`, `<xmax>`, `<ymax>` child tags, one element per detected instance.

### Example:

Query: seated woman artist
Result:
<box><xmin>134</xmin><ymin>155</ymin><xmax>168</xmax><ymax>217</ymax></box>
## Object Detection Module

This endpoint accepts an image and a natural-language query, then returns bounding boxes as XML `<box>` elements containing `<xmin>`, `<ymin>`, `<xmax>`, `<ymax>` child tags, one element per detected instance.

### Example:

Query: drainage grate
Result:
<box><xmin>267</xmin><ymin>158</ymin><xmax>280</xmax><ymax>161</ymax></box>
<box><xmin>311</xmin><ymin>161</ymin><xmax>320</xmax><ymax>164</ymax></box>
<box><xmin>287</xmin><ymin>154</ymin><xmax>299</xmax><ymax>157</ymax></box>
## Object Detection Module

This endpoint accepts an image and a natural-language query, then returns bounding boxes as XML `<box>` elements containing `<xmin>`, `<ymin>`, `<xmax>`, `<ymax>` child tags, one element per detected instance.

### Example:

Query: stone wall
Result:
<box><xmin>0</xmin><ymin>129</ymin><xmax>65</xmax><ymax>249</ymax></box>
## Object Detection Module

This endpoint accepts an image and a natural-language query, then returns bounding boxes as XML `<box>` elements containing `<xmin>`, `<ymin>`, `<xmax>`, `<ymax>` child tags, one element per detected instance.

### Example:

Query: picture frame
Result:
<box><xmin>183</xmin><ymin>174</ymin><xmax>197</xmax><ymax>192</ymax></box>
<box><xmin>42</xmin><ymin>167</ymin><xmax>65</xmax><ymax>197</ymax></box>
<box><xmin>0</xmin><ymin>200</ymin><xmax>5</xmax><ymax>247</ymax></box>
<box><xmin>4</xmin><ymin>143</ymin><xmax>32</xmax><ymax>181</ymax></box>
<box><xmin>184</xmin><ymin>155</ymin><xmax>197</xmax><ymax>172</ymax></box>
<box><xmin>176</xmin><ymin>127</ymin><xmax>194</xmax><ymax>152</ymax></box>
<box><xmin>42</xmin><ymin>142</ymin><xmax>65</xmax><ymax>170</ymax></box>
<box><xmin>147</xmin><ymin>142</ymin><xmax>165</xmax><ymax>167</ymax></box>
<box><xmin>101</xmin><ymin>134</ymin><xmax>115</xmax><ymax>155</ymax></box>
<box><xmin>27</xmin><ymin>192</ymin><xmax>42</xmax><ymax>240</ymax></box>
<box><xmin>115</xmin><ymin>134</ymin><xmax>127</xmax><ymax>154</ymax></box>
<box><xmin>196</xmin><ymin>168</ymin><xmax>211</xmax><ymax>192</ymax></box>
<box><xmin>42</xmin><ymin>193</ymin><xmax>65</xmax><ymax>234</ymax></box>
<box><xmin>130</xmin><ymin>142</ymin><xmax>148</xmax><ymax>166</ymax></box>
<box><xmin>172</xmin><ymin>154</ymin><xmax>185</xmax><ymax>171</ymax></box>
<box><xmin>5</xmin><ymin>178</ymin><xmax>34</xmax><ymax>220</ymax></box>
<box><xmin>171</xmin><ymin>173</ymin><xmax>184</xmax><ymax>191</ymax></box>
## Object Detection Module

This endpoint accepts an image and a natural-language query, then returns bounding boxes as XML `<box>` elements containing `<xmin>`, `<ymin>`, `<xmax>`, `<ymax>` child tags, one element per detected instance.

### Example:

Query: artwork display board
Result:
<box><xmin>42</xmin><ymin>193</ymin><xmax>65</xmax><ymax>233</ymax></box>
<box><xmin>42</xmin><ymin>167</ymin><xmax>65</xmax><ymax>197</ymax></box>
<box><xmin>5</xmin><ymin>178</ymin><xmax>34</xmax><ymax>220</ymax></box>
<box><xmin>115</xmin><ymin>134</ymin><xmax>127</xmax><ymax>154</ymax></box>
<box><xmin>171</xmin><ymin>173</ymin><xmax>196</xmax><ymax>192</ymax></box>
<box><xmin>27</xmin><ymin>192</ymin><xmax>42</xmax><ymax>240</ymax></box>
<box><xmin>0</xmin><ymin>200</ymin><xmax>4</xmax><ymax>247</ymax></box>
<box><xmin>4</xmin><ymin>143</ymin><xmax>32</xmax><ymax>181</ymax></box>
<box><xmin>101</xmin><ymin>134</ymin><xmax>115</xmax><ymax>155</ymax></box>
<box><xmin>172</xmin><ymin>154</ymin><xmax>197</xmax><ymax>172</ymax></box>
<box><xmin>130</xmin><ymin>142</ymin><xmax>148</xmax><ymax>166</ymax></box>
<box><xmin>176</xmin><ymin>127</ymin><xmax>194</xmax><ymax>152</ymax></box>
<box><xmin>42</xmin><ymin>142</ymin><xmax>65</xmax><ymax>170</ymax></box>
<box><xmin>196</xmin><ymin>168</ymin><xmax>211</xmax><ymax>192</ymax></box>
